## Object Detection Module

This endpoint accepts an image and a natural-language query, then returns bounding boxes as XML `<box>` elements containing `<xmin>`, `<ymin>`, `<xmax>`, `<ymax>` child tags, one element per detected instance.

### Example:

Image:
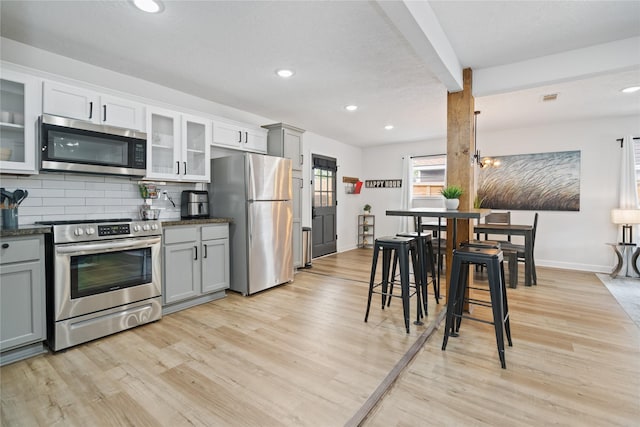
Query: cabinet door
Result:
<box><xmin>0</xmin><ymin>70</ymin><xmax>39</xmax><ymax>174</ymax></box>
<box><xmin>283</xmin><ymin>128</ymin><xmax>303</xmax><ymax>171</ymax></box>
<box><xmin>101</xmin><ymin>95</ymin><xmax>144</xmax><ymax>130</ymax></box>
<box><xmin>163</xmin><ymin>242</ymin><xmax>200</xmax><ymax>304</ymax></box>
<box><xmin>201</xmin><ymin>238</ymin><xmax>230</xmax><ymax>293</ymax></box>
<box><xmin>43</xmin><ymin>81</ymin><xmax>98</xmax><ymax>122</ymax></box>
<box><xmin>292</xmin><ymin>177</ymin><xmax>303</xmax><ymax>268</ymax></box>
<box><xmin>0</xmin><ymin>260</ymin><xmax>44</xmax><ymax>351</ymax></box>
<box><xmin>212</xmin><ymin>121</ymin><xmax>243</xmax><ymax>149</ymax></box>
<box><xmin>181</xmin><ymin>114</ymin><xmax>211</xmax><ymax>182</ymax></box>
<box><xmin>147</xmin><ymin>107</ymin><xmax>182</xmax><ymax>180</ymax></box>
<box><xmin>244</xmin><ymin>128</ymin><xmax>267</xmax><ymax>153</ymax></box>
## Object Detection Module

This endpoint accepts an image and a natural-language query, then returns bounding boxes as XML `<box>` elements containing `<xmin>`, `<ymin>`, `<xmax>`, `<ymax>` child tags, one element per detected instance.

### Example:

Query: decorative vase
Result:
<box><xmin>444</xmin><ymin>198</ymin><xmax>459</xmax><ymax>210</ymax></box>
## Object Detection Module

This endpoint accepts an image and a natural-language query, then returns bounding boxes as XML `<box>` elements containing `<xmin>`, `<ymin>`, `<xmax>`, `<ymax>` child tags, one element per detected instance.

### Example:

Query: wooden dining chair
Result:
<box><xmin>476</xmin><ymin>211</ymin><xmax>512</xmax><ymax>241</ymax></box>
<box><xmin>500</xmin><ymin>212</ymin><xmax>539</xmax><ymax>285</ymax></box>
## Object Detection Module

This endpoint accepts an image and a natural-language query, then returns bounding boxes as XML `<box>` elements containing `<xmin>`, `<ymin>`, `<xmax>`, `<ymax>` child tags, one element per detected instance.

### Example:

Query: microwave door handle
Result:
<box><xmin>55</xmin><ymin>237</ymin><xmax>160</xmax><ymax>255</ymax></box>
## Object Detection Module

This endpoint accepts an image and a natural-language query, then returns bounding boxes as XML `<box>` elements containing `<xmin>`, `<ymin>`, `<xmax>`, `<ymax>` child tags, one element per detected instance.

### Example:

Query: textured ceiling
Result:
<box><xmin>1</xmin><ymin>0</ymin><xmax>639</xmax><ymax>147</ymax></box>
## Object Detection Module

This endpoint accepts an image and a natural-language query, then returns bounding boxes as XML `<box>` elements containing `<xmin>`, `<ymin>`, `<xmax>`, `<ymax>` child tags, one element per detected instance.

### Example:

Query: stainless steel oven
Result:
<box><xmin>38</xmin><ymin>218</ymin><xmax>162</xmax><ymax>351</ymax></box>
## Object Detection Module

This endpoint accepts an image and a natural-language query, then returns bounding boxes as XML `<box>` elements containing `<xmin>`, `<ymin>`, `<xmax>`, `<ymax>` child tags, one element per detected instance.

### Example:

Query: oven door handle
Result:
<box><xmin>55</xmin><ymin>237</ymin><xmax>161</xmax><ymax>255</ymax></box>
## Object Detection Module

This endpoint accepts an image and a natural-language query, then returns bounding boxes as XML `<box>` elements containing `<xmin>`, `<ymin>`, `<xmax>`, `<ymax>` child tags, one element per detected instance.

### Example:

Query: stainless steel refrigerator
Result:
<box><xmin>210</xmin><ymin>153</ymin><xmax>293</xmax><ymax>295</ymax></box>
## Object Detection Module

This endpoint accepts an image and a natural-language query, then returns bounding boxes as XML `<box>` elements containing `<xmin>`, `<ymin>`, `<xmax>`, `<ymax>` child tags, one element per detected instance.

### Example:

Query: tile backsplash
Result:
<box><xmin>0</xmin><ymin>172</ymin><xmax>200</xmax><ymax>225</ymax></box>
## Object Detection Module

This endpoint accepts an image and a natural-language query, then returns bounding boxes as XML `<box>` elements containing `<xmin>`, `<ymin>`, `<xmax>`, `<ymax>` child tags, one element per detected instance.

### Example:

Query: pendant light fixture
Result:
<box><xmin>472</xmin><ymin>110</ymin><xmax>483</xmax><ymax>167</ymax></box>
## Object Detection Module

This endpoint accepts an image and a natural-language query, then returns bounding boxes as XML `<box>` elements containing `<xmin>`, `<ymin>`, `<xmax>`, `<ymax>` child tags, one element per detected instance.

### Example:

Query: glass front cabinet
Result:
<box><xmin>0</xmin><ymin>69</ymin><xmax>41</xmax><ymax>174</ymax></box>
<box><xmin>146</xmin><ymin>107</ymin><xmax>210</xmax><ymax>182</ymax></box>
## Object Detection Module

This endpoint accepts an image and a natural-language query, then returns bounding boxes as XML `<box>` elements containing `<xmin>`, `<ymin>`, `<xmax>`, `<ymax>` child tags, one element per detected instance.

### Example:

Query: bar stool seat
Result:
<box><xmin>442</xmin><ymin>246</ymin><xmax>512</xmax><ymax>368</ymax></box>
<box><xmin>364</xmin><ymin>236</ymin><xmax>423</xmax><ymax>333</ymax></box>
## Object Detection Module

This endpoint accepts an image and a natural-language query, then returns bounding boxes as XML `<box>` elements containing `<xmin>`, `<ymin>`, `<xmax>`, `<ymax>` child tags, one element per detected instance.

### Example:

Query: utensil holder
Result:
<box><xmin>1</xmin><ymin>207</ymin><xmax>18</xmax><ymax>229</ymax></box>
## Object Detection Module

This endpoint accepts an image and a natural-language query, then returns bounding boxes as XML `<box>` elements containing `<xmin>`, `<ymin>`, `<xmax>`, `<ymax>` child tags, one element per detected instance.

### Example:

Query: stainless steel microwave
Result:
<box><xmin>40</xmin><ymin>114</ymin><xmax>147</xmax><ymax>177</ymax></box>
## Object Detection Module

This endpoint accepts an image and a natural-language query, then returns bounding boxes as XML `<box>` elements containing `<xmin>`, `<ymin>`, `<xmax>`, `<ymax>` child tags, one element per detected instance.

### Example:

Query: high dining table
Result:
<box><xmin>386</xmin><ymin>208</ymin><xmax>491</xmax><ymax>296</ymax></box>
<box><xmin>474</xmin><ymin>223</ymin><xmax>535</xmax><ymax>286</ymax></box>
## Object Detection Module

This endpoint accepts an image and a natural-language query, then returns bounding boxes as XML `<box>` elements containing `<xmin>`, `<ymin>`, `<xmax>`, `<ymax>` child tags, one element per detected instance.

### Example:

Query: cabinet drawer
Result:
<box><xmin>201</xmin><ymin>224</ymin><xmax>228</xmax><ymax>240</ymax></box>
<box><xmin>164</xmin><ymin>227</ymin><xmax>198</xmax><ymax>244</ymax></box>
<box><xmin>0</xmin><ymin>238</ymin><xmax>41</xmax><ymax>264</ymax></box>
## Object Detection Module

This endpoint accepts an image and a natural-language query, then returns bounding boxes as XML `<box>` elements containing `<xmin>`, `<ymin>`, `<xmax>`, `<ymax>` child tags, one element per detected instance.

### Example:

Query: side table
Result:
<box><xmin>606</xmin><ymin>243</ymin><xmax>640</xmax><ymax>278</ymax></box>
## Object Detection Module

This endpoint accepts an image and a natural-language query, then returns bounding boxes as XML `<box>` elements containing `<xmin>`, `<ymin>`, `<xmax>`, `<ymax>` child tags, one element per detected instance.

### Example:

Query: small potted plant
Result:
<box><xmin>473</xmin><ymin>194</ymin><xmax>485</xmax><ymax>209</ymax></box>
<box><xmin>440</xmin><ymin>185</ymin><xmax>463</xmax><ymax>210</ymax></box>
<box><xmin>363</xmin><ymin>204</ymin><xmax>372</xmax><ymax>215</ymax></box>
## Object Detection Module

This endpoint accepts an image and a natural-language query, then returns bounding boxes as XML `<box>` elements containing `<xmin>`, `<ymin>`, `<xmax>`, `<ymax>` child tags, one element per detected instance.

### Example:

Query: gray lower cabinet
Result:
<box><xmin>162</xmin><ymin>223</ymin><xmax>229</xmax><ymax>314</ymax></box>
<box><xmin>0</xmin><ymin>235</ymin><xmax>46</xmax><ymax>366</ymax></box>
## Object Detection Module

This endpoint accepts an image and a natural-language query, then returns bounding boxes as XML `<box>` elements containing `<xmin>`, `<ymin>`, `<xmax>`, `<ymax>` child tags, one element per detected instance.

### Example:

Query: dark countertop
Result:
<box><xmin>0</xmin><ymin>224</ymin><xmax>52</xmax><ymax>238</ymax></box>
<box><xmin>162</xmin><ymin>217</ymin><xmax>233</xmax><ymax>227</ymax></box>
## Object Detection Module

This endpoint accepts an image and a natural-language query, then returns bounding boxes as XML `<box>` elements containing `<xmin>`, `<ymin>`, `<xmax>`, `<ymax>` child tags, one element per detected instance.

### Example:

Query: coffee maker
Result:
<box><xmin>181</xmin><ymin>190</ymin><xmax>210</xmax><ymax>219</ymax></box>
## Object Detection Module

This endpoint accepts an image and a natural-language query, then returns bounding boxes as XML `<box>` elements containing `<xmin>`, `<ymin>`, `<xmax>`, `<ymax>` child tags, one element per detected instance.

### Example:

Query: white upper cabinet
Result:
<box><xmin>43</xmin><ymin>81</ymin><xmax>145</xmax><ymax>131</ymax></box>
<box><xmin>146</xmin><ymin>107</ymin><xmax>210</xmax><ymax>182</ymax></box>
<box><xmin>212</xmin><ymin>120</ymin><xmax>267</xmax><ymax>153</ymax></box>
<box><xmin>0</xmin><ymin>69</ymin><xmax>41</xmax><ymax>174</ymax></box>
<box><xmin>181</xmin><ymin>114</ymin><xmax>210</xmax><ymax>181</ymax></box>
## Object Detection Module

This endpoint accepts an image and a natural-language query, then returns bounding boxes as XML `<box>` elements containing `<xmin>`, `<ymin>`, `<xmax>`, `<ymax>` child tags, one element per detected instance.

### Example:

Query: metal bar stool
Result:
<box><xmin>364</xmin><ymin>236</ymin><xmax>424</xmax><ymax>333</ymax></box>
<box><xmin>391</xmin><ymin>231</ymin><xmax>439</xmax><ymax>308</ymax></box>
<box><xmin>441</xmin><ymin>246</ymin><xmax>512</xmax><ymax>369</ymax></box>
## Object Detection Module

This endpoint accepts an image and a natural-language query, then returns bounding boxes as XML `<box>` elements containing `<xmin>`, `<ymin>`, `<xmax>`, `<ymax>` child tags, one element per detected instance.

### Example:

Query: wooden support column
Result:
<box><xmin>446</xmin><ymin>68</ymin><xmax>475</xmax><ymax>302</ymax></box>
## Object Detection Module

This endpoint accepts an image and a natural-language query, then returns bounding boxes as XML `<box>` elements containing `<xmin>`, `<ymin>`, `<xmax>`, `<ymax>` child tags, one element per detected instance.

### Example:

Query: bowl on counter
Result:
<box><xmin>140</xmin><ymin>207</ymin><xmax>161</xmax><ymax>220</ymax></box>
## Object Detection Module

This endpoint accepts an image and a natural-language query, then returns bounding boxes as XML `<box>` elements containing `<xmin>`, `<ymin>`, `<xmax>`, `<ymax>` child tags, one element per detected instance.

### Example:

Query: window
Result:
<box><xmin>411</xmin><ymin>154</ymin><xmax>446</xmax><ymax>198</ymax></box>
<box><xmin>313</xmin><ymin>168</ymin><xmax>334</xmax><ymax>207</ymax></box>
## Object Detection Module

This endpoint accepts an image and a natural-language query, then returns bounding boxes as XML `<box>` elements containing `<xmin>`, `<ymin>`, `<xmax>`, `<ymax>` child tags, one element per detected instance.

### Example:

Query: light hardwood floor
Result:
<box><xmin>1</xmin><ymin>249</ymin><xmax>638</xmax><ymax>426</ymax></box>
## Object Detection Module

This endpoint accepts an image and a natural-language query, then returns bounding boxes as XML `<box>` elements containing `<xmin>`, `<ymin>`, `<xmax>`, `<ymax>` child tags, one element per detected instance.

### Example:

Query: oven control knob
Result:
<box><xmin>142</xmin><ymin>224</ymin><xmax>151</xmax><ymax>231</ymax></box>
<box><xmin>86</xmin><ymin>227</ymin><xmax>95</xmax><ymax>235</ymax></box>
<box><xmin>133</xmin><ymin>224</ymin><xmax>141</xmax><ymax>232</ymax></box>
<box><xmin>74</xmin><ymin>228</ymin><xmax>84</xmax><ymax>236</ymax></box>
<box><xmin>151</xmin><ymin>224</ymin><xmax>158</xmax><ymax>230</ymax></box>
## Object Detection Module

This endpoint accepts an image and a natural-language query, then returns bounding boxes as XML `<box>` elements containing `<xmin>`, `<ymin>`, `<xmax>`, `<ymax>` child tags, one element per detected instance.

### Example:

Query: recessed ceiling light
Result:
<box><xmin>276</xmin><ymin>69</ymin><xmax>295</xmax><ymax>78</ymax></box>
<box><xmin>621</xmin><ymin>86</ymin><xmax>640</xmax><ymax>93</ymax></box>
<box><xmin>133</xmin><ymin>0</ymin><xmax>163</xmax><ymax>13</ymax></box>
<box><xmin>345</xmin><ymin>105</ymin><xmax>358</xmax><ymax>112</ymax></box>
<box><xmin>384</xmin><ymin>125</ymin><xmax>394</xmax><ymax>130</ymax></box>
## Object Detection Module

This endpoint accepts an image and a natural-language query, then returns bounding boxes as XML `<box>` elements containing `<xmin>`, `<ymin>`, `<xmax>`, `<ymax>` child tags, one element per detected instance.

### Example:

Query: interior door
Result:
<box><xmin>311</xmin><ymin>155</ymin><xmax>337</xmax><ymax>258</ymax></box>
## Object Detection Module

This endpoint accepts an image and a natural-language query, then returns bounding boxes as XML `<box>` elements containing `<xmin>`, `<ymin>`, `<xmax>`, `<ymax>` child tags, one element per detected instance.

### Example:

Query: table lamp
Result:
<box><xmin>611</xmin><ymin>209</ymin><xmax>640</xmax><ymax>244</ymax></box>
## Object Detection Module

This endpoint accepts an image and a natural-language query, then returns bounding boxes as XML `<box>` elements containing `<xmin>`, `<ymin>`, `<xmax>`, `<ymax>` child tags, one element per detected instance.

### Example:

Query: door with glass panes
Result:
<box><xmin>311</xmin><ymin>155</ymin><xmax>337</xmax><ymax>258</ymax></box>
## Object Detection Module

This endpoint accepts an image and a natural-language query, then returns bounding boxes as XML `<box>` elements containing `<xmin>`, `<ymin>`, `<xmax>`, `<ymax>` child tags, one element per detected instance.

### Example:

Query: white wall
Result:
<box><xmin>364</xmin><ymin>115</ymin><xmax>640</xmax><ymax>272</ymax></box>
<box><xmin>362</xmin><ymin>138</ymin><xmax>446</xmax><ymax>239</ymax></box>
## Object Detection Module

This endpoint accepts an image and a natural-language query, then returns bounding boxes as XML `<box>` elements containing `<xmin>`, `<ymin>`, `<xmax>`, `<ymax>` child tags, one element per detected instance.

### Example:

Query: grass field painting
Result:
<box><xmin>478</xmin><ymin>150</ymin><xmax>580</xmax><ymax>211</ymax></box>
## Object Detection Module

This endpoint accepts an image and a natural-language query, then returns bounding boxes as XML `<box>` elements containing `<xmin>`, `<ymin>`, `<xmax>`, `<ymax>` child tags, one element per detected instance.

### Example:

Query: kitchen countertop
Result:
<box><xmin>162</xmin><ymin>217</ymin><xmax>233</xmax><ymax>227</ymax></box>
<box><xmin>0</xmin><ymin>224</ymin><xmax>52</xmax><ymax>238</ymax></box>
